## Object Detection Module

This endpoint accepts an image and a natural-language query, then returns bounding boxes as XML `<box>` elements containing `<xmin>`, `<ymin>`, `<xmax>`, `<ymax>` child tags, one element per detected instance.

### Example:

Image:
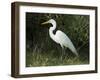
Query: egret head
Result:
<box><xmin>41</xmin><ymin>19</ymin><xmax>56</xmax><ymax>25</ymax></box>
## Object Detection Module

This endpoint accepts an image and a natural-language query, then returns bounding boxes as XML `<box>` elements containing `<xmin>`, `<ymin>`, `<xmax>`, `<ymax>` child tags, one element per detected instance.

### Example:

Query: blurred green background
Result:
<box><xmin>26</xmin><ymin>12</ymin><xmax>89</xmax><ymax>67</ymax></box>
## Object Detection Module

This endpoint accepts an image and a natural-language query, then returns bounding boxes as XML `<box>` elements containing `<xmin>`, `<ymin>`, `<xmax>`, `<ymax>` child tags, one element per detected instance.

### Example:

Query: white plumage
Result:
<box><xmin>42</xmin><ymin>19</ymin><xmax>78</xmax><ymax>56</ymax></box>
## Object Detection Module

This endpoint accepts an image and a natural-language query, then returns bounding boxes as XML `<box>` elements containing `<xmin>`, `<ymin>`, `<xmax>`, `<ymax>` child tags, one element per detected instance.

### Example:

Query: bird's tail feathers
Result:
<box><xmin>68</xmin><ymin>44</ymin><xmax>78</xmax><ymax>56</ymax></box>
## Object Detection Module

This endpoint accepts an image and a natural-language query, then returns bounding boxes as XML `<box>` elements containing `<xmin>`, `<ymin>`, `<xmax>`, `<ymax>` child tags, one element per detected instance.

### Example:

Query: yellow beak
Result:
<box><xmin>41</xmin><ymin>21</ymin><xmax>49</xmax><ymax>25</ymax></box>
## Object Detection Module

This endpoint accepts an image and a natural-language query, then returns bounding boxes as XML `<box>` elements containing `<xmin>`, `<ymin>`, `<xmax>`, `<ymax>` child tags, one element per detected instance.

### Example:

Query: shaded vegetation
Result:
<box><xmin>26</xmin><ymin>12</ymin><xmax>89</xmax><ymax>67</ymax></box>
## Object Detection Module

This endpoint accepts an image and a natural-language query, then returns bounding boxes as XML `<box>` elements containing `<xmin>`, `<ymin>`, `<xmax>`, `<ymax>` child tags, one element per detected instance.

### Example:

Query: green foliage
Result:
<box><xmin>26</xmin><ymin>12</ymin><xmax>89</xmax><ymax>67</ymax></box>
<box><xmin>26</xmin><ymin>47</ymin><xmax>89</xmax><ymax>67</ymax></box>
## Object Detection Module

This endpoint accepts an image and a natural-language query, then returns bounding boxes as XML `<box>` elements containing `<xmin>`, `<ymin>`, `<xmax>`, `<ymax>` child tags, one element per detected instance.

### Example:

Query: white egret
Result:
<box><xmin>42</xmin><ymin>19</ymin><xmax>78</xmax><ymax>57</ymax></box>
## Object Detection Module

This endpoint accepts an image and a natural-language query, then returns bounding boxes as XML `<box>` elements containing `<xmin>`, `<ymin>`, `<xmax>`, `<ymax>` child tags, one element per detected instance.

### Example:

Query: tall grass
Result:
<box><xmin>26</xmin><ymin>45</ymin><xmax>89</xmax><ymax>67</ymax></box>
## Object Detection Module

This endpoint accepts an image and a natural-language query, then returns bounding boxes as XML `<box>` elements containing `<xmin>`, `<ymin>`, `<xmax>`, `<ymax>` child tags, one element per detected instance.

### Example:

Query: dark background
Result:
<box><xmin>26</xmin><ymin>12</ymin><xmax>89</xmax><ymax>67</ymax></box>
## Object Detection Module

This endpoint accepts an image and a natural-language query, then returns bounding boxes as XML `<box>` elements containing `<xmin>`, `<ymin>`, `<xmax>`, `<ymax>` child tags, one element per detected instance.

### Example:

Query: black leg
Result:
<box><xmin>61</xmin><ymin>47</ymin><xmax>65</xmax><ymax>61</ymax></box>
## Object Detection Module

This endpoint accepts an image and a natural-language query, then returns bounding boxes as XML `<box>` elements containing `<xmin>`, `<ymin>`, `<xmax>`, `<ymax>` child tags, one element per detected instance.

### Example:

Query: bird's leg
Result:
<box><xmin>62</xmin><ymin>47</ymin><xmax>66</xmax><ymax>60</ymax></box>
<box><xmin>60</xmin><ymin>45</ymin><xmax>65</xmax><ymax>61</ymax></box>
<box><xmin>63</xmin><ymin>47</ymin><xmax>65</xmax><ymax>57</ymax></box>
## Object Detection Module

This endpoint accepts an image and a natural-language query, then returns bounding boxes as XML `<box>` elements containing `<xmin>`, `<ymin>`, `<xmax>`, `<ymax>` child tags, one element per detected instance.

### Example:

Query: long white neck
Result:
<box><xmin>49</xmin><ymin>21</ymin><xmax>56</xmax><ymax>31</ymax></box>
<box><xmin>49</xmin><ymin>21</ymin><xmax>56</xmax><ymax>40</ymax></box>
